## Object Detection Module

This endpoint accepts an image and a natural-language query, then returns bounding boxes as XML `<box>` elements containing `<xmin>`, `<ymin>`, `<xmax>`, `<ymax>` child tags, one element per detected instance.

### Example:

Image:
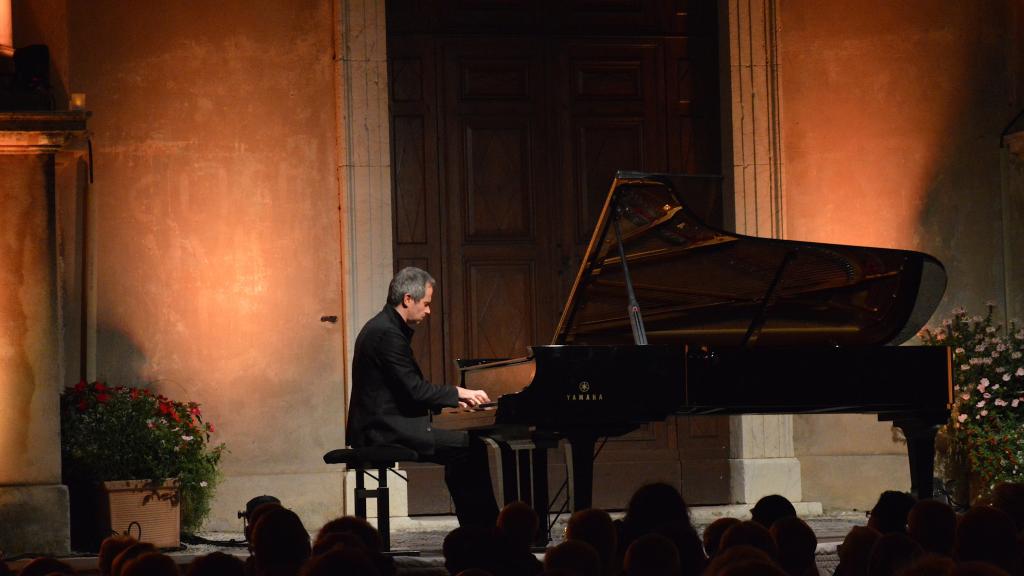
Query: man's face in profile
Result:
<box><xmin>403</xmin><ymin>283</ymin><xmax>433</xmax><ymax>326</ymax></box>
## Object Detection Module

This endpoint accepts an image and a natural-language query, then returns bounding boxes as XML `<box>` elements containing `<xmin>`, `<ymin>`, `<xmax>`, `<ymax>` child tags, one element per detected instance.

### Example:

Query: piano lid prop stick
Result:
<box><xmin>613</xmin><ymin>210</ymin><xmax>648</xmax><ymax>345</ymax></box>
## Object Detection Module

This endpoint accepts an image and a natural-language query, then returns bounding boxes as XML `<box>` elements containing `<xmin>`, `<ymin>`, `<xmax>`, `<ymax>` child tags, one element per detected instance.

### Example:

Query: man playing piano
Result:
<box><xmin>346</xmin><ymin>267</ymin><xmax>500</xmax><ymax>528</ymax></box>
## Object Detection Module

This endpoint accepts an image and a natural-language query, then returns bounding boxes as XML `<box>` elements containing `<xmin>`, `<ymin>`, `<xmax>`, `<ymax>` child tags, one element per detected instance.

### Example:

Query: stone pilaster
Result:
<box><xmin>722</xmin><ymin>0</ymin><xmax>802</xmax><ymax>504</ymax></box>
<box><xmin>725</xmin><ymin>0</ymin><xmax>785</xmax><ymax>239</ymax></box>
<box><xmin>335</xmin><ymin>0</ymin><xmax>406</xmax><ymax>517</ymax></box>
<box><xmin>0</xmin><ymin>111</ymin><xmax>89</xmax><ymax>555</ymax></box>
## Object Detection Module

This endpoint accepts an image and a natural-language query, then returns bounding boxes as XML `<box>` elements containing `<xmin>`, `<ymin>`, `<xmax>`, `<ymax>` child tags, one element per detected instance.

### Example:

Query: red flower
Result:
<box><xmin>170</xmin><ymin>411</ymin><xmax>181</xmax><ymax>423</ymax></box>
<box><xmin>159</xmin><ymin>401</ymin><xmax>173</xmax><ymax>415</ymax></box>
<box><xmin>74</xmin><ymin>380</ymin><xmax>87</xmax><ymax>393</ymax></box>
<box><xmin>77</xmin><ymin>399</ymin><xmax>88</xmax><ymax>412</ymax></box>
<box><xmin>207</xmin><ymin>423</ymin><xmax>215</xmax><ymax>433</ymax></box>
<box><xmin>96</xmin><ymin>392</ymin><xmax>111</xmax><ymax>404</ymax></box>
<box><xmin>130</xmin><ymin>388</ymin><xmax>141</xmax><ymax>400</ymax></box>
<box><xmin>93</xmin><ymin>382</ymin><xmax>107</xmax><ymax>392</ymax></box>
<box><xmin>189</xmin><ymin>405</ymin><xmax>201</xmax><ymax>417</ymax></box>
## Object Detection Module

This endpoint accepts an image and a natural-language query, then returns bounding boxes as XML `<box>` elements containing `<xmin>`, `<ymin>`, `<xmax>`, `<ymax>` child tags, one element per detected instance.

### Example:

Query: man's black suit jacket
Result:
<box><xmin>346</xmin><ymin>306</ymin><xmax>458</xmax><ymax>455</ymax></box>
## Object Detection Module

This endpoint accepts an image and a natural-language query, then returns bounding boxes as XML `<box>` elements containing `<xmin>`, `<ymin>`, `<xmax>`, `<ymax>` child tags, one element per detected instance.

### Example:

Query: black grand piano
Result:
<box><xmin>433</xmin><ymin>171</ymin><xmax>952</xmax><ymax>531</ymax></box>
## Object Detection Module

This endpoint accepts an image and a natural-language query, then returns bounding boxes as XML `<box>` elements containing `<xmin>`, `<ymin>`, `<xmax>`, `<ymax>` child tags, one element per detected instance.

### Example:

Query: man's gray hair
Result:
<box><xmin>387</xmin><ymin>267</ymin><xmax>435</xmax><ymax>307</ymax></box>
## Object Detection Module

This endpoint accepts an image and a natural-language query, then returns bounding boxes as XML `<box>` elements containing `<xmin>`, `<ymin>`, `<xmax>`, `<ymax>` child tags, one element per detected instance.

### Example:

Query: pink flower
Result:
<box><xmin>1013</xmin><ymin>399</ymin><xmax>1021</xmax><ymax>408</ymax></box>
<box><xmin>977</xmin><ymin>400</ymin><xmax>987</xmax><ymax>408</ymax></box>
<box><xmin>961</xmin><ymin>394</ymin><xmax>971</xmax><ymax>400</ymax></box>
<box><xmin>980</xmin><ymin>410</ymin><xmax>989</xmax><ymax>417</ymax></box>
<box><xmin>1017</xmin><ymin>367</ymin><xmax>1024</xmax><ymax>376</ymax></box>
<box><xmin>958</xmin><ymin>413</ymin><xmax>969</xmax><ymax>422</ymax></box>
<box><xmin>981</xmin><ymin>378</ymin><xmax>991</xmax><ymax>387</ymax></box>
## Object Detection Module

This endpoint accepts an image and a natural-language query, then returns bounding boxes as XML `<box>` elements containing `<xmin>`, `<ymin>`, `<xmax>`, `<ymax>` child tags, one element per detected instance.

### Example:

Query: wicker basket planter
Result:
<box><xmin>70</xmin><ymin>479</ymin><xmax>180</xmax><ymax>550</ymax></box>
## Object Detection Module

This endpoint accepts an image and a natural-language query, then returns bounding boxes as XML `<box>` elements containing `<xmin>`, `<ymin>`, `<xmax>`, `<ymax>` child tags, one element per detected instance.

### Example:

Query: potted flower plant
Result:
<box><xmin>919</xmin><ymin>304</ymin><xmax>1024</xmax><ymax>506</ymax></box>
<box><xmin>60</xmin><ymin>380</ymin><xmax>226</xmax><ymax>548</ymax></box>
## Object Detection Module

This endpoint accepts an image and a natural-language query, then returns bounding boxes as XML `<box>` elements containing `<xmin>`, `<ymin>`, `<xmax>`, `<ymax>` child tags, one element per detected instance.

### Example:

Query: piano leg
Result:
<box><xmin>532</xmin><ymin>439</ymin><xmax>553</xmax><ymax>545</ymax></box>
<box><xmin>893</xmin><ymin>418</ymin><xmax>940</xmax><ymax>500</ymax></box>
<box><xmin>564</xmin><ymin>436</ymin><xmax>596</xmax><ymax>512</ymax></box>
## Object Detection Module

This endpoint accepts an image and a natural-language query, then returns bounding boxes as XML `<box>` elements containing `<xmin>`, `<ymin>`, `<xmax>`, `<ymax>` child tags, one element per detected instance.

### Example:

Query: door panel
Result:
<box><xmin>386</xmin><ymin>3</ymin><xmax>721</xmax><ymax>515</ymax></box>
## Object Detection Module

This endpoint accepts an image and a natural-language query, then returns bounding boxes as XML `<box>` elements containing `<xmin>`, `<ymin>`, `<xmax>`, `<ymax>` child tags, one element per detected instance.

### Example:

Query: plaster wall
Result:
<box><xmin>776</xmin><ymin>0</ymin><xmax>1019</xmax><ymax>509</ymax></box>
<box><xmin>54</xmin><ymin>0</ymin><xmax>345</xmax><ymax>531</ymax></box>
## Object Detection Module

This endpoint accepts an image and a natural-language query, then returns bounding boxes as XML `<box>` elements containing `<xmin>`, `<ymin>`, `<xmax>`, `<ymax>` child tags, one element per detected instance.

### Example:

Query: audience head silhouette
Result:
<box><xmin>770</xmin><ymin>516</ymin><xmax>818</xmax><ymax>576</ymax></box>
<box><xmin>623</xmin><ymin>533</ymin><xmax>680</xmax><ymax>576</ymax></box>
<box><xmin>953</xmin><ymin>505</ymin><xmax>1017</xmax><ymax>573</ymax></box>
<box><xmin>251</xmin><ymin>505</ymin><xmax>312</xmax><ymax>573</ymax></box>
<box><xmin>867</xmin><ymin>491</ymin><xmax>916</xmax><ymax>534</ymax></box>
<box><xmin>99</xmin><ymin>535</ymin><xmax>138</xmax><ymax>576</ymax></box>
<box><xmin>497</xmin><ymin>501</ymin><xmax>539</xmax><ymax>550</ymax></box>
<box><xmin>623</xmin><ymin>482</ymin><xmax>693</xmax><ymax>532</ymax></box>
<box><xmin>17</xmin><ymin>557</ymin><xmax>75</xmax><ymax>576</ymax></box>
<box><xmin>544</xmin><ymin>540</ymin><xmax>603</xmax><ymax>576</ymax></box>
<box><xmin>834</xmin><ymin>525</ymin><xmax>881</xmax><ymax>576</ymax></box>
<box><xmin>111</xmin><ymin>542</ymin><xmax>158</xmax><ymax>576</ymax></box>
<box><xmin>121</xmin><ymin>551</ymin><xmax>179</xmax><ymax>576</ymax></box>
<box><xmin>720</xmin><ymin>520</ymin><xmax>779</xmax><ymax>560</ymax></box>
<box><xmin>865</xmin><ymin>532</ymin><xmax>922</xmax><ymax>576</ymax></box>
<box><xmin>704</xmin><ymin>517</ymin><xmax>742</xmax><ymax>558</ymax></box>
<box><xmin>299</xmin><ymin>546</ymin><xmax>380</xmax><ymax>576</ymax></box>
<box><xmin>751</xmin><ymin>494</ymin><xmax>797</xmax><ymax>528</ymax></box>
<box><xmin>988</xmin><ymin>481</ymin><xmax>1024</xmax><ymax>533</ymax></box>
<box><xmin>907</xmin><ymin>499</ymin><xmax>956</xmax><ymax>556</ymax></box>
<box><xmin>186</xmin><ymin>551</ymin><xmax>245</xmax><ymax>576</ymax></box>
<box><xmin>566</xmin><ymin>508</ymin><xmax>617</xmax><ymax>575</ymax></box>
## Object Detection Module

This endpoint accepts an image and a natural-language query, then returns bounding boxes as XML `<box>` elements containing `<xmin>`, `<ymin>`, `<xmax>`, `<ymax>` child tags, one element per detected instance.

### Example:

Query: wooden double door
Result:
<box><xmin>387</xmin><ymin>1</ymin><xmax>722</xmax><ymax>514</ymax></box>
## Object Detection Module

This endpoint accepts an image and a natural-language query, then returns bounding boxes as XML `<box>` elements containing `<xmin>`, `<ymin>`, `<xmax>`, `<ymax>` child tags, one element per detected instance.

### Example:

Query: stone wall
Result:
<box><xmin>775</xmin><ymin>0</ymin><xmax>1020</xmax><ymax>509</ymax></box>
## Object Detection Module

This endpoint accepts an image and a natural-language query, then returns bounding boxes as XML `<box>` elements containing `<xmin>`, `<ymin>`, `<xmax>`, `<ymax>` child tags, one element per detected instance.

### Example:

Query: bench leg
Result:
<box><xmin>377</xmin><ymin>465</ymin><xmax>390</xmax><ymax>551</ymax></box>
<box><xmin>354</xmin><ymin>469</ymin><xmax>368</xmax><ymax>519</ymax></box>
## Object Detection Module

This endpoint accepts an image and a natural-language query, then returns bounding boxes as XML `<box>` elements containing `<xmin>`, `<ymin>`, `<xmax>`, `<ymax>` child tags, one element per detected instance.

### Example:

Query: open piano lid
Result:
<box><xmin>553</xmin><ymin>172</ymin><xmax>947</xmax><ymax>347</ymax></box>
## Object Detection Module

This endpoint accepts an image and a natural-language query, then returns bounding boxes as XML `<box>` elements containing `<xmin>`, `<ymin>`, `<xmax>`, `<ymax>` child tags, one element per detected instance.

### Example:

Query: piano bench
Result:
<box><xmin>323</xmin><ymin>445</ymin><xmax>419</xmax><ymax>553</ymax></box>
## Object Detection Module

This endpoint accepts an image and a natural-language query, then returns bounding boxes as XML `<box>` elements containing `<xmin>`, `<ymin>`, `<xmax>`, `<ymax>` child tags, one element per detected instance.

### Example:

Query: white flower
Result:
<box><xmin>962</xmin><ymin>364</ymin><xmax>971</xmax><ymax>371</ymax></box>
<box><xmin>981</xmin><ymin>378</ymin><xmax>991</xmax><ymax>387</ymax></box>
<box><xmin>199</xmin><ymin>481</ymin><xmax>208</xmax><ymax>487</ymax></box>
<box><xmin>955</xmin><ymin>347</ymin><xmax>965</xmax><ymax>354</ymax></box>
<box><xmin>980</xmin><ymin>410</ymin><xmax>989</xmax><ymax>417</ymax></box>
<box><xmin>1014</xmin><ymin>399</ymin><xmax>1021</xmax><ymax>408</ymax></box>
<box><xmin>181</xmin><ymin>435</ymin><xmax>193</xmax><ymax>441</ymax></box>
<box><xmin>1012</xmin><ymin>352</ymin><xmax>1022</xmax><ymax>359</ymax></box>
<box><xmin>993</xmin><ymin>384</ymin><xmax>1001</xmax><ymax>390</ymax></box>
<box><xmin>996</xmin><ymin>399</ymin><xmax>1008</xmax><ymax>406</ymax></box>
<box><xmin>977</xmin><ymin>400</ymin><xmax>987</xmax><ymax>407</ymax></box>
<box><xmin>958</xmin><ymin>413</ymin><xmax>969</xmax><ymax>422</ymax></box>
<box><xmin>1017</xmin><ymin>367</ymin><xmax>1024</xmax><ymax>376</ymax></box>
<box><xmin>1004</xmin><ymin>373</ymin><xmax>1012</xmax><ymax>381</ymax></box>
